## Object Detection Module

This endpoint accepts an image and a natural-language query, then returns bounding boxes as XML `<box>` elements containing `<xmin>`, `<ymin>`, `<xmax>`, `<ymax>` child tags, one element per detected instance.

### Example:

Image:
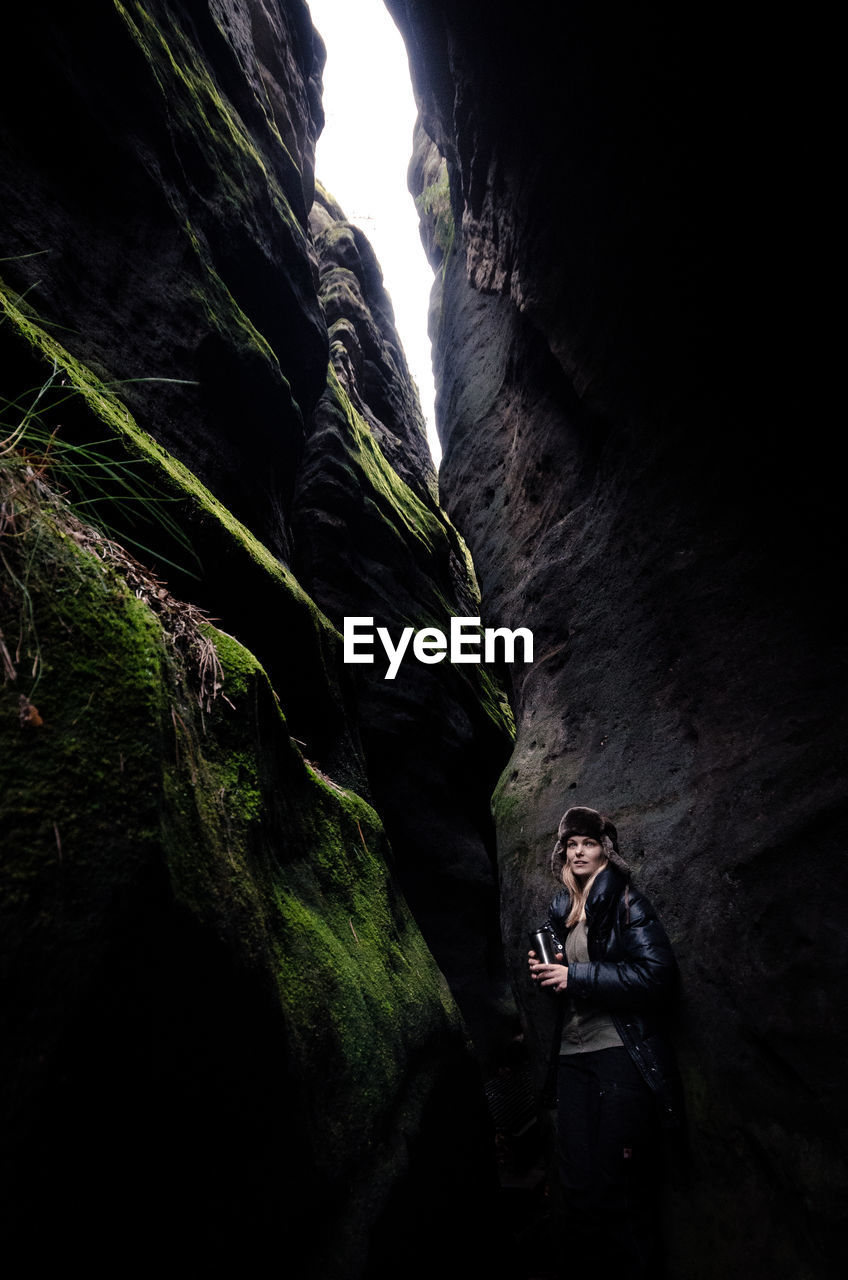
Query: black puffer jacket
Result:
<box><xmin>546</xmin><ymin>864</ymin><xmax>681</xmax><ymax>1126</ymax></box>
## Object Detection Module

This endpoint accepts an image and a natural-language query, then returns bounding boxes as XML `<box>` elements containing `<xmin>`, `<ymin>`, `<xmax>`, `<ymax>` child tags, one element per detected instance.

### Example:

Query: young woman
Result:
<box><xmin>528</xmin><ymin>805</ymin><xmax>681</xmax><ymax>1276</ymax></box>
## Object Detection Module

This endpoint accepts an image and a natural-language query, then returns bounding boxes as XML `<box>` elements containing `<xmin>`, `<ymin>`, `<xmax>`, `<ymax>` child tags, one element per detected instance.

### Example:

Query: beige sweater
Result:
<box><xmin>559</xmin><ymin>919</ymin><xmax>624</xmax><ymax>1055</ymax></box>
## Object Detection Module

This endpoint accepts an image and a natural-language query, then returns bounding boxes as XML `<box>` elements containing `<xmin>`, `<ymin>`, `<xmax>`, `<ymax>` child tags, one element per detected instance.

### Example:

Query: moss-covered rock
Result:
<box><xmin>296</xmin><ymin>191</ymin><xmax>516</xmax><ymax>1061</ymax></box>
<box><xmin>0</xmin><ymin>275</ymin><xmax>365</xmax><ymax>788</ymax></box>
<box><xmin>0</xmin><ymin>4</ymin><xmax>514</xmax><ymax>1266</ymax></box>
<box><xmin>0</xmin><ymin>0</ymin><xmax>328</xmax><ymax>556</ymax></box>
<box><xmin>0</xmin><ymin>465</ymin><xmax>492</xmax><ymax>1270</ymax></box>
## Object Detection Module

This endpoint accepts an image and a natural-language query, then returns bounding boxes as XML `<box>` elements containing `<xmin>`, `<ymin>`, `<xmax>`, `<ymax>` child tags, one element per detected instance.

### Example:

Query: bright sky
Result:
<box><xmin>307</xmin><ymin>0</ymin><xmax>441</xmax><ymax>466</ymax></box>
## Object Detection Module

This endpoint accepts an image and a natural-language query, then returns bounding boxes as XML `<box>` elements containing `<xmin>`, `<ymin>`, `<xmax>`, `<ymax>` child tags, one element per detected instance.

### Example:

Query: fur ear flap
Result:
<box><xmin>602</xmin><ymin>833</ymin><xmax>631</xmax><ymax>878</ymax></box>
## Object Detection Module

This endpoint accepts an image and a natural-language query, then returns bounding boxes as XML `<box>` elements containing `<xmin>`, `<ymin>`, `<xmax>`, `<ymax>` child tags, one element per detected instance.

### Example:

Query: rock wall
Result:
<box><xmin>0</xmin><ymin>457</ymin><xmax>476</xmax><ymax>1269</ymax></box>
<box><xmin>2</xmin><ymin>0</ymin><xmax>326</xmax><ymax>560</ymax></box>
<box><xmin>389</xmin><ymin>1</ymin><xmax>846</xmax><ymax>1275</ymax></box>
<box><xmin>1</xmin><ymin>1</ymin><xmax>511</xmax><ymax>1270</ymax></box>
<box><xmin>295</xmin><ymin>184</ymin><xmax>514</xmax><ymax>1056</ymax></box>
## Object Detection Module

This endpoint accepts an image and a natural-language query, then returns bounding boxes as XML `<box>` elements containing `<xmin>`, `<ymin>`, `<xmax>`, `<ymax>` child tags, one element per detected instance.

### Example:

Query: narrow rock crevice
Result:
<box><xmin>2</xmin><ymin>3</ymin><xmax>842</xmax><ymax>1276</ymax></box>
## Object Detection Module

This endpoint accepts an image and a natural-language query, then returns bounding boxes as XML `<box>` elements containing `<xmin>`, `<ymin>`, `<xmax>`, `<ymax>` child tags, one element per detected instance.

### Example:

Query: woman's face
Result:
<box><xmin>565</xmin><ymin>835</ymin><xmax>607</xmax><ymax>881</ymax></box>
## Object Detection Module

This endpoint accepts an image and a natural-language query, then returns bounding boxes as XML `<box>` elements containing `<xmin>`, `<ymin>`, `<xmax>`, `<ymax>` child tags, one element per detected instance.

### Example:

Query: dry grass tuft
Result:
<box><xmin>0</xmin><ymin>448</ymin><xmax>225</xmax><ymax>710</ymax></box>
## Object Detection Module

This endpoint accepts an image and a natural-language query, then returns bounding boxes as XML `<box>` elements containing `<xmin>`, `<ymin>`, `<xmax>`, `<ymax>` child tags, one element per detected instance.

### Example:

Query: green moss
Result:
<box><xmin>0</xmin><ymin>276</ymin><xmax>333</xmax><ymax>633</ymax></box>
<box><xmin>199</xmin><ymin>623</ymin><xmax>261</xmax><ymax>698</ymax></box>
<box><xmin>113</xmin><ymin>1</ymin><xmax>302</xmax><ymax>226</ymax></box>
<box><xmin>156</xmin><ymin>611</ymin><xmax>463</xmax><ymax>1177</ymax></box>
<box><xmin>184</xmin><ymin>223</ymin><xmax>282</xmax><ymax>366</ymax></box>
<box><xmin>2</xmin><ymin>473</ymin><xmax>464</xmax><ymax>1216</ymax></box>
<box><xmin>322</xmin><ymin>368</ymin><xmax>515</xmax><ymax>742</ymax></box>
<box><xmin>326</xmin><ymin>366</ymin><xmax>444</xmax><ymax>554</ymax></box>
<box><xmin>0</xmin><ymin>504</ymin><xmax>168</xmax><ymax>930</ymax></box>
<box><xmin>475</xmin><ymin>659</ymin><xmax>517</xmax><ymax>738</ymax></box>
<box><xmin>490</xmin><ymin>777</ymin><xmax>522</xmax><ymax>829</ymax></box>
<box><xmin>414</xmin><ymin>163</ymin><xmax>455</xmax><ymax>260</ymax></box>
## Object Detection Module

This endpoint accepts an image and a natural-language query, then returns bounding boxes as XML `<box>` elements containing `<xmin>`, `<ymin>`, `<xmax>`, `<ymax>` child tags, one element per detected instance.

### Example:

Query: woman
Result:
<box><xmin>528</xmin><ymin>805</ymin><xmax>680</xmax><ymax>1277</ymax></box>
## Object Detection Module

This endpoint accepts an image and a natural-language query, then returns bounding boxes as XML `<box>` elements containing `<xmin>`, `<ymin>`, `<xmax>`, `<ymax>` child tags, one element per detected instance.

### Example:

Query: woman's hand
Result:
<box><xmin>528</xmin><ymin>950</ymin><xmax>568</xmax><ymax>992</ymax></box>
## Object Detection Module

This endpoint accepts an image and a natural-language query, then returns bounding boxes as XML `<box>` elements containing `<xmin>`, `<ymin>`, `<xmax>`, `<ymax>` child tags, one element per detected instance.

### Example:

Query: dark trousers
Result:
<box><xmin>556</xmin><ymin>1046</ymin><xmax>665</xmax><ymax>1279</ymax></box>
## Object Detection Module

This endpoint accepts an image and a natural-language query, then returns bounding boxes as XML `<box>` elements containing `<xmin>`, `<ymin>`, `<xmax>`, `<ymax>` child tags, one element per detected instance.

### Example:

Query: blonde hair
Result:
<box><xmin>560</xmin><ymin>834</ymin><xmax>615</xmax><ymax>927</ymax></box>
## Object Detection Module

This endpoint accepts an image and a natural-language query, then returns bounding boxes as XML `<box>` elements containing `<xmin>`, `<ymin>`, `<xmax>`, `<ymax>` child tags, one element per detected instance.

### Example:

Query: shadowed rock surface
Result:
<box><xmin>1</xmin><ymin>2</ymin><xmax>512</xmax><ymax>1271</ymax></box>
<box><xmin>4</xmin><ymin>0</ymin><xmax>842</xmax><ymax>1273</ymax></box>
<box><xmin>0</xmin><ymin>471</ymin><xmax>485</xmax><ymax>1270</ymax></box>
<box><xmin>294</xmin><ymin>184</ymin><xmax>515</xmax><ymax>1058</ymax></box>
<box><xmin>2</xmin><ymin>0</ymin><xmax>328</xmax><ymax>560</ymax></box>
<box><xmin>389</xmin><ymin>1</ymin><xmax>846</xmax><ymax>1275</ymax></box>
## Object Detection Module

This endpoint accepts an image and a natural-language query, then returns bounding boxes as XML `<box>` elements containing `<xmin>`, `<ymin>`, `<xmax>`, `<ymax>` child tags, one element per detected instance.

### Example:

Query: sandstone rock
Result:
<box><xmin>0</xmin><ymin>2</ymin><xmax>513</xmax><ymax>1269</ymax></box>
<box><xmin>0</xmin><ymin>459</ymin><xmax>490</xmax><ymax>1269</ymax></box>
<box><xmin>393</xmin><ymin>1</ymin><xmax>847</xmax><ymax>1273</ymax></box>
<box><xmin>294</xmin><ymin>184</ymin><xmax>515</xmax><ymax>1059</ymax></box>
<box><xmin>1</xmin><ymin>0</ymin><xmax>328</xmax><ymax>559</ymax></box>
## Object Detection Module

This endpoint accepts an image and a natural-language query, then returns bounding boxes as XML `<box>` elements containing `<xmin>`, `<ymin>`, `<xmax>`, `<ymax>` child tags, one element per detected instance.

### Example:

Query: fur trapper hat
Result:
<box><xmin>550</xmin><ymin>805</ymin><xmax>631</xmax><ymax>880</ymax></box>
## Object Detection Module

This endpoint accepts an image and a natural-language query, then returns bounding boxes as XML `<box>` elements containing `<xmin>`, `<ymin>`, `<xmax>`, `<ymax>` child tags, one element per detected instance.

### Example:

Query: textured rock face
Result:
<box><xmin>294</xmin><ymin>185</ymin><xmax>514</xmax><ymax>1056</ymax></box>
<box><xmin>0</xmin><ymin>461</ymin><xmax>479</xmax><ymax>1269</ymax></box>
<box><xmin>1</xmin><ymin>0</ymin><xmax>326</xmax><ymax>559</ymax></box>
<box><xmin>390</xmin><ymin>1</ymin><xmax>846</xmax><ymax>1274</ymax></box>
<box><xmin>1</xmin><ymin>2</ymin><xmax>509</xmax><ymax>1269</ymax></box>
<box><xmin>0</xmin><ymin>301</ymin><xmax>508</xmax><ymax>1267</ymax></box>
